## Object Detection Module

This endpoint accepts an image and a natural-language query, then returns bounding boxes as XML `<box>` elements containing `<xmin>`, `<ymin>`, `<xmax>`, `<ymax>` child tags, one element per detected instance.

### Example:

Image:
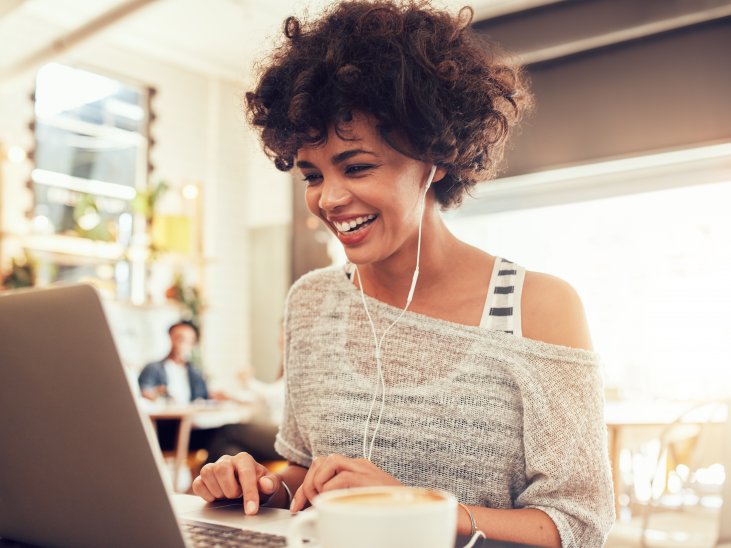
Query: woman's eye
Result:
<box><xmin>301</xmin><ymin>173</ymin><xmax>322</xmax><ymax>184</ymax></box>
<box><xmin>345</xmin><ymin>164</ymin><xmax>375</xmax><ymax>175</ymax></box>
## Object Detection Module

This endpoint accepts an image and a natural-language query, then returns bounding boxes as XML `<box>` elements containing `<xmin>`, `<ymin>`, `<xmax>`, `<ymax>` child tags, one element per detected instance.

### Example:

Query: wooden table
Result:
<box><xmin>146</xmin><ymin>401</ymin><xmax>259</xmax><ymax>491</ymax></box>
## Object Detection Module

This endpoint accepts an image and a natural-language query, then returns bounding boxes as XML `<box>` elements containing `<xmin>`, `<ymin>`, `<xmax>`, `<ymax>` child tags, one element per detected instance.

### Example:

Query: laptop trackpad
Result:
<box><xmin>180</xmin><ymin>498</ymin><xmax>295</xmax><ymax>535</ymax></box>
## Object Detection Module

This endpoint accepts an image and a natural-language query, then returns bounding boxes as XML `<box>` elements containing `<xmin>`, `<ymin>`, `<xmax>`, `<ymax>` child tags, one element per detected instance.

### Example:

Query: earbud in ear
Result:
<box><xmin>425</xmin><ymin>165</ymin><xmax>437</xmax><ymax>191</ymax></box>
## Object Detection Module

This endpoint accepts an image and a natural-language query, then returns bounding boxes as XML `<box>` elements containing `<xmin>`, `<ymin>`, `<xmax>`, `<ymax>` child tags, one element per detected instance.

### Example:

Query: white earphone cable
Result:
<box><xmin>358</xmin><ymin>165</ymin><xmax>437</xmax><ymax>461</ymax></box>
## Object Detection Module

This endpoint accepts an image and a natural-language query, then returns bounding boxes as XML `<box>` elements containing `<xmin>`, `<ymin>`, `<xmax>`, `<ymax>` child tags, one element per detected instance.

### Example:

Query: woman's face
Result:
<box><xmin>296</xmin><ymin>114</ymin><xmax>438</xmax><ymax>267</ymax></box>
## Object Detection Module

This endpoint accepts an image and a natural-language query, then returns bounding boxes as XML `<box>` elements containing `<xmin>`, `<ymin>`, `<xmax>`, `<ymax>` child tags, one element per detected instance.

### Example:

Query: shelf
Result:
<box><xmin>37</xmin><ymin>114</ymin><xmax>147</xmax><ymax>147</ymax></box>
<box><xmin>32</xmin><ymin>168</ymin><xmax>137</xmax><ymax>200</ymax></box>
<box><xmin>5</xmin><ymin>233</ymin><xmax>125</xmax><ymax>260</ymax></box>
<box><xmin>102</xmin><ymin>297</ymin><xmax>186</xmax><ymax>311</ymax></box>
<box><xmin>150</xmin><ymin>251</ymin><xmax>208</xmax><ymax>265</ymax></box>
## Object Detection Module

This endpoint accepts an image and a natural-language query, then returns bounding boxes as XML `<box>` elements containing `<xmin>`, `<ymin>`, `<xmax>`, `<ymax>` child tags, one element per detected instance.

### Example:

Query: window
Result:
<box><xmin>29</xmin><ymin>63</ymin><xmax>151</xmax><ymax>300</ymax></box>
<box><xmin>447</xmin><ymin>147</ymin><xmax>731</xmax><ymax>401</ymax></box>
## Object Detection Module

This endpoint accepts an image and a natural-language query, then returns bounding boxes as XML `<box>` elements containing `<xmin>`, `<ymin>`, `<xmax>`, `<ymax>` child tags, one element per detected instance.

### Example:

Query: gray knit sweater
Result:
<box><xmin>275</xmin><ymin>266</ymin><xmax>615</xmax><ymax>547</ymax></box>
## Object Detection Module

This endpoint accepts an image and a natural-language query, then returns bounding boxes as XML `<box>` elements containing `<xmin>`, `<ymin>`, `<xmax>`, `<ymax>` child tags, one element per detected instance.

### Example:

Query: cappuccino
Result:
<box><xmin>289</xmin><ymin>486</ymin><xmax>457</xmax><ymax>548</ymax></box>
<box><xmin>329</xmin><ymin>488</ymin><xmax>445</xmax><ymax>507</ymax></box>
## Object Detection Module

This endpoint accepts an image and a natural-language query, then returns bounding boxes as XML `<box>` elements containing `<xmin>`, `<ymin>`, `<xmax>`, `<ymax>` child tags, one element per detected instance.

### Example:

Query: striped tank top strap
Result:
<box><xmin>479</xmin><ymin>257</ymin><xmax>525</xmax><ymax>337</ymax></box>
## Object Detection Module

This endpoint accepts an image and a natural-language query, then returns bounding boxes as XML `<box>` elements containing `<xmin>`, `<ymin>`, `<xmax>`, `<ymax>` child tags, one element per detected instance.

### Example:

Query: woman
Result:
<box><xmin>193</xmin><ymin>2</ymin><xmax>614</xmax><ymax>546</ymax></box>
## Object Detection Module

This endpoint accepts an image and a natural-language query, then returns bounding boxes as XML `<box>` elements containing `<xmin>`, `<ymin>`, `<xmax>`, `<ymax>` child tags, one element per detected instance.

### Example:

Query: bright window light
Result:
<box><xmin>448</xmin><ymin>178</ymin><xmax>731</xmax><ymax>401</ymax></box>
<box><xmin>35</xmin><ymin>63</ymin><xmax>120</xmax><ymax>119</ymax></box>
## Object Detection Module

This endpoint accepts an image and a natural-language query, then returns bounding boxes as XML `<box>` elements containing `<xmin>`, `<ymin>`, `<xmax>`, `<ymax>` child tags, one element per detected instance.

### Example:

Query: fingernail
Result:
<box><xmin>289</xmin><ymin>499</ymin><xmax>297</xmax><ymax>513</ymax></box>
<box><xmin>246</xmin><ymin>500</ymin><xmax>257</xmax><ymax>514</ymax></box>
<box><xmin>260</xmin><ymin>477</ymin><xmax>274</xmax><ymax>492</ymax></box>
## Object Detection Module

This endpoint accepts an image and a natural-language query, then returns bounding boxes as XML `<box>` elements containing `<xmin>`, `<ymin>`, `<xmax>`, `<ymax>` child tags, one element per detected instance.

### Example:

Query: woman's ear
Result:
<box><xmin>432</xmin><ymin>166</ymin><xmax>448</xmax><ymax>184</ymax></box>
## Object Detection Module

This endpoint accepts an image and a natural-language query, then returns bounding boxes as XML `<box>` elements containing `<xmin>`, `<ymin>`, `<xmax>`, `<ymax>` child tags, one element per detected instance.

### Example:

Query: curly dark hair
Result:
<box><xmin>245</xmin><ymin>0</ymin><xmax>532</xmax><ymax>209</ymax></box>
<box><xmin>169</xmin><ymin>320</ymin><xmax>199</xmax><ymax>341</ymax></box>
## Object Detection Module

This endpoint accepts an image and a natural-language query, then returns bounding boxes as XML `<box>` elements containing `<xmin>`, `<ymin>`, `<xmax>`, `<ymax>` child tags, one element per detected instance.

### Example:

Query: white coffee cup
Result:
<box><xmin>288</xmin><ymin>486</ymin><xmax>457</xmax><ymax>548</ymax></box>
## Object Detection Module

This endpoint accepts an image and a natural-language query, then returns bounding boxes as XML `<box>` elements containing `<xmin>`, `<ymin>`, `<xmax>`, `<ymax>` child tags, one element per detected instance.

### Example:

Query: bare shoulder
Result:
<box><xmin>521</xmin><ymin>270</ymin><xmax>594</xmax><ymax>351</ymax></box>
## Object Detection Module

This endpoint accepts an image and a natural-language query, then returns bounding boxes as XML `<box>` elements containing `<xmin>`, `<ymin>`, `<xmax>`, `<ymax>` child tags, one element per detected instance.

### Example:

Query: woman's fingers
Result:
<box><xmin>214</xmin><ymin>457</ymin><xmax>243</xmax><ymax>499</ymax></box>
<box><xmin>312</xmin><ymin>454</ymin><xmax>360</xmax><ymax>493</ymax></box>
<box><xmin>232</xmin><ymin>453</ymin><xmax>263</xmax><ymax>514</ymax></box>
<box><xmin>290</xmin><ymin>485</ymin><xmax>307</xmax><ymax>514</ymax></box>
<box><xmin>319</xmin><ymin>470</ymin><xmax>358</xmax><ymax>492</ymax></box>
<box><xmin>258</xmin><ymin>474</ymin><xmax>279</xmax><ymax>496</ymax></box>
<box><xmin>197</xmin><ymin>462</ymin><xmax>226</xmax><ymax>499</ymax></box>
<box><xmin>291</xmin><ymin>454</ymin><xmax>361</xmax><ymax>513</ymax></box>
<box><xmin>191</xmin><ymin>475</ymin><xmax>216</xmax><ymax>502</ymax></box>
<box><xmin>289</xmin><ymin>454</ymin><xmax>401</xmax><ymax>513</ymax></box>
<box><xmin>193</xmin><ymin>452</ymin><xmax>275</xmax><ymax>515</ymax></box>
<box><xmin>290</xmin><ymin>456</ymin><xmax>323</xmax><ymax>513</ymax></box>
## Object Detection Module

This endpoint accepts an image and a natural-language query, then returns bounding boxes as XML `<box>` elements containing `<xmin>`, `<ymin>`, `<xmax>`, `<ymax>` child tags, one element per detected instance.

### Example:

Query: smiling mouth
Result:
<box><xmin>332</xmin><ymin>214</ymin><xmax>378</xmax><ymax>234</ymax></box>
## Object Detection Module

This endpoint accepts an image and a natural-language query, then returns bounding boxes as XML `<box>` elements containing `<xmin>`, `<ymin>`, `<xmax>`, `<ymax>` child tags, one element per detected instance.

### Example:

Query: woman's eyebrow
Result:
<box><xmin>296</xmin><ymin>149</ymin><xmax>378</xmax><ymax>169</ymax></box>
<box><xmin>331</xmin><ymin>149</ymin><xmax>378</xmax><ymax>164</ymax></box>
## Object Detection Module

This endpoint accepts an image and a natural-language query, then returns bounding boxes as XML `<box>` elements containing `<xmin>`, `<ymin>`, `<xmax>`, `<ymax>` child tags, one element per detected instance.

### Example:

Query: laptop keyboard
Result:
<box><xmin>182</xmin><ymin>519</ymin><xmax>288</xmax><ymax>547</ymax></box>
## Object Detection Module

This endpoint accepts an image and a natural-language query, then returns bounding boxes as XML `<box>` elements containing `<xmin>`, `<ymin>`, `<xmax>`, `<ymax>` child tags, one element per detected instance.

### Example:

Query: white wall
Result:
<box><xmin>246</xmin><ymin>134</ymin><xmax>293</xmax><ymax>228</ymax></box>
<box><xmin>0</xmin><ymin>34</ymin><xmax>293</xmax><ymax>385</ymax></box>
<box><xmin>239</xmin><ymin>86</ymin><xmax>293</xmax><ymax>382</ymax></box>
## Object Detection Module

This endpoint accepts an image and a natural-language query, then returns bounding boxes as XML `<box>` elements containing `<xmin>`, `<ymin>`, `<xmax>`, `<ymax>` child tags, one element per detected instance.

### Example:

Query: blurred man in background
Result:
<box><xmin>138</xmin><ymin>320</ymin><xmax>208</xmax><ymax>404</ymax></box>
<box><xmin>138</xmin><ymin>320</ymin><xmax>212</xmax><ymax>455</ymax></box>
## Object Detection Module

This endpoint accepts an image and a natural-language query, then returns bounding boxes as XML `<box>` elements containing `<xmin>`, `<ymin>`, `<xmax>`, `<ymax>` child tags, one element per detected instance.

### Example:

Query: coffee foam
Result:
<box><xmin>329</xmin><ymin>489</ymin><xmax>444</xmax><ymax>507</ymax></box>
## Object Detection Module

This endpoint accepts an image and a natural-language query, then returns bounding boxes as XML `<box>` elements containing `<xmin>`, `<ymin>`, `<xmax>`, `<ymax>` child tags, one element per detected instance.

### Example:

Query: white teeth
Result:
<box><xmin>333</xmin><ymin>214</ymin><xmax>377</xmax><ymax>233</ymax></box>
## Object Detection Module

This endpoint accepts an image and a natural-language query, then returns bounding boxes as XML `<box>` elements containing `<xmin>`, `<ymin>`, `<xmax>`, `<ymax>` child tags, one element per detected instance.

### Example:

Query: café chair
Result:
<box><xmin>640</xmin><ymin>400</ymin><xmax>729</xmax><ymax>548</ymax></box>
<box><xmin>716</xmin><ymin>401</ymin><xmax>731</xmax><ymax>547</ymax></box>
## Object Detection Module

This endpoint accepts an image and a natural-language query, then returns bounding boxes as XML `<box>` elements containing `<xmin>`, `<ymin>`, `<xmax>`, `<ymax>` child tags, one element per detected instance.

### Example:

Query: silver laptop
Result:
<box><xmin>0</xmin><ymin>284</ymin><xmax>293</xmax><ymax>547</ymax></box>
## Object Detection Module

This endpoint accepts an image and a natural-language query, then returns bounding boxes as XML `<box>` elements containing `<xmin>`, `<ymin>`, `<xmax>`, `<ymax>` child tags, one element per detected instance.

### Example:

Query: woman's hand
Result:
<box><xmin>290</xmin><ymin>454</ymin><xmax>401</xmax><ymax>513</ymax></box>
<box><xmin>192</xmin><ymin>452</ymin><xmax>282</xmax><ymax>515</ymax></box>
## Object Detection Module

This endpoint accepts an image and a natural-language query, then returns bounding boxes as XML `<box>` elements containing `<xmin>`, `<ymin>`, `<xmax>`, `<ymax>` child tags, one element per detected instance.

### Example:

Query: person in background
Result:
<box><xmin>138</xmin><ymin>320</ymin><xmax>211</xmax><ymax>453</ymax></box>
<box><xmin>138</xmin><ymin>320</ymin><xmax>208</xmax><ymax>404</ymax></box>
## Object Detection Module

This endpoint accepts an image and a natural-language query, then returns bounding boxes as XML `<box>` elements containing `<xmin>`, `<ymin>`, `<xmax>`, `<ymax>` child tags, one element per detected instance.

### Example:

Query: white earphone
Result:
<box><xmin>356</xmin><ymin>165</ymin><xmax>437</xmax><ymax>461</ymax></box>
<box><xmin>354</xmin><ymin>166</ymin><xmax>486</xmax><ymax>545</ymax></box>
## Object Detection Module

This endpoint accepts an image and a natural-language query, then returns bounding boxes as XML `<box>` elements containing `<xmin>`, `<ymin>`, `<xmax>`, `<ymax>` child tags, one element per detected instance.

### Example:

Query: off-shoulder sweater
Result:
<box><xmin>275</xmin><ymin>265</ymin><xmax>615</xmax><ymax>547</ymax></box>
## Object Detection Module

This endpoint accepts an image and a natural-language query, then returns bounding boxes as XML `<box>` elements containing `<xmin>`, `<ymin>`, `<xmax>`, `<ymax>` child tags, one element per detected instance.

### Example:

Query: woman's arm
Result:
<box><xmin>459</xmin><ymin>505</ymin><xmax>561</xmax><ymax>548</ymax></box>
<box><xmin>288</xmin><ymin>455</ymin><xmax>562</xmax><ymax>546</ymax></box>
<box><xmin>511</xmin><ymin>273</ymin><xmax>615</xmax><ymax>545</ymax></box>
<box><xmin>521</xmin><ymin>271</ymin><xmax>593</xmax><ymax>351</ymax></box>
<box><xmin>263</xmin><ymin>462</ymin><xmax>309</xmax><ymax>509</ymax></box>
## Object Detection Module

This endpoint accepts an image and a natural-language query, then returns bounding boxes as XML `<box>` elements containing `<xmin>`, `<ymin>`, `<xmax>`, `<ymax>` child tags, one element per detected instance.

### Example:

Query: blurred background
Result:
<box><xmin>1</xmin><ymin>0</ymin><xmax>730</xmax><ymax>545</ymax></box>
